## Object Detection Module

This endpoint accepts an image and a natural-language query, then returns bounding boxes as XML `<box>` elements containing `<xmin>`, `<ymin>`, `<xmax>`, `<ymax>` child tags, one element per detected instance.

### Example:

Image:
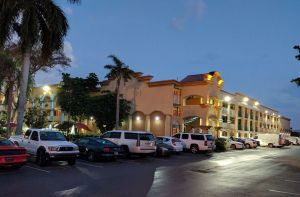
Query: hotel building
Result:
<box><xmin>0</xmin><ymin>71</ymin><xmax>291</xmax><ymax>137</ymax></box>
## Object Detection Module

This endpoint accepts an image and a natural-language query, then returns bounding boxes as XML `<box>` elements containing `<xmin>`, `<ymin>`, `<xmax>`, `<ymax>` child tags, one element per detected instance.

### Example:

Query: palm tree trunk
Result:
<box><xmin>115</xmin><ymin>78</ymin><xmax>121</xmax><ymax>129</ymax></box>
<box><xmin>6</xmin><ymin>82</ymin><xmax>13</xmax><ymax>136</ymax></box>
<box><xmin>15</xmin><ymin>49</ymin><xmax>31</xmax><ymax>135</ymax></box>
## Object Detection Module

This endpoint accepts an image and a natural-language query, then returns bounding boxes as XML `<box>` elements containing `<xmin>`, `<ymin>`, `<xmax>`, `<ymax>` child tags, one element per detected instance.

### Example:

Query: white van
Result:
<box><xmin>102</xmin><ymin>130</ymin><xmax>156</xmax><ymax>156</ymax></box>
<box><xmin>254</xmin><ymin>133</ymin><xmax>285</xmax><ymax>148</ymax></box>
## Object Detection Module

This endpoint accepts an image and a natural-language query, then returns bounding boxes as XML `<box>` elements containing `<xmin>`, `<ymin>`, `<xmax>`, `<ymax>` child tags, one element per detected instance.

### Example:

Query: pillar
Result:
<box><xmin>128</xmin><ymin>115</ymin><xmax>132</xmax><ymax>131</ymax></box>
<box><xmin>146</xmin><ymin>115</ymin><xmax>150</xmax><ymax>132</ymax></box>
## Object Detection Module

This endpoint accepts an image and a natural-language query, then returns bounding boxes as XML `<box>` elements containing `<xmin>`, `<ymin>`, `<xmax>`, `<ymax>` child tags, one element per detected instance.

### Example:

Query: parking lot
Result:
<box><xmin>1</xmin><ymin>146</ymin><xmax>300</xmax><ymax>197</ymax></box>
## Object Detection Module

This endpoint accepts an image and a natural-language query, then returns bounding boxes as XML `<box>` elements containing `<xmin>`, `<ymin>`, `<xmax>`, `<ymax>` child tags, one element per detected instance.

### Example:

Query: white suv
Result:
<box><xmin>102</xmin><ymin>130</ymin><xmax>156</xmax><ymax>156</ymax></box>
<box><xmin>173</xmin><ymin>133</ymin><xmax>215</xmax><ymax>153</ymax></box>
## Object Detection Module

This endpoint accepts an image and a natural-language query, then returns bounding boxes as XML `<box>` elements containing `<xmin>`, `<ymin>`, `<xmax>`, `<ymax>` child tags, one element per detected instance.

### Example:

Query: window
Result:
<box><xmin>191</xmin><ymin>134</ymin><xmax>205</xmax><ymax>140</ymax></box>
<box><xmin>205</xmin><ymin>135</ymin><xmax>214</xmax><ymax>141</ymax></box>
<box><xmin>230</xmin><ymin>117</ymin><xmax>235</xmax><ymax>124</ymax></box>
<box><xmin>182</xmin><ymin>134</ymin><xmax>189</xmax><ymax>139</ymax></box>
<box><xmin>174</xmin><ymin>134</ymin><xmax>181</xmax><ymax>139</ymax></box>
<box><xmin>31</xmin><ymin>131</ymin><xmax>39</xmax><ymax>141</ymax></box>
<box><xmin>110</xmin><ymin>132</ymin><xmax>121</xmax><ymax>139</ymax></box>
<box><xmin>222</xmin><ymin>131</ymin><xmax>227</xmax><ymax>136</ymax></box>
<box><xmin>40</xmin><ymin>131</ymin><xmax>65</xmax><ymax>141</ymax></box>
<box><xmin>230</xmin><ymin>104</ymin><xmax>235</xmax><ymax>110</ymax></box>
<box><xmin>163</xmin><ymin>138</ymin><xmax>170</xmax><ymax>142</ymax></box>
<box><xmin>102</xmin><ymin>132</ymin><xmax>111</xmax><ymax>138</ymax></box>
<box><xmin>24</xmin><ymin>130</ymin><xmax>32</xmax><ymax>139</ymax></box>
<box><xmin>222</xmin><ymin>116</ymin><xmax>228</xmax><ymax>123</ymax></box>
<box><xmin>78</xmin><ymin>138</ymin><xmax>89</xmax><ymax>145</ymax></box>
<box><xmin>222</xmin><ymin>102</ymin><xmax>228</xmax><ymax>108</ymax></box>
<box><xmin>139</xmin><ymin>134</ymin><xmax>155</xmax><ymax>141</ymax></box>
<box><xmin>209</xmin><ymin>99</ymin><xmax>214</xmax><ymax>105</ymax></box>
<box><xmin>124</xmin><ymin>132</ymin><xmax>138</xmax><ymax>140</ymax></box>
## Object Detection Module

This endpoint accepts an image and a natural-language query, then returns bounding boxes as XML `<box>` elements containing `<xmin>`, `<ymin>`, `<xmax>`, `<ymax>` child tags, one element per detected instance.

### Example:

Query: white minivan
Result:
<box><xmin>254</xmin><ymin>133</ymin><xmax>285</xmax><ymax>148</ymax></box>
<box><xmin>102</xmin><ymin>130</ymin><xmax>156</xmax><ymax>156</ymax></box>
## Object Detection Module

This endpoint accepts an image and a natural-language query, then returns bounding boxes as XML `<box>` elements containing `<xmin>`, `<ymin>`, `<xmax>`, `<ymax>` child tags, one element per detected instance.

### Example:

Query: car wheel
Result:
<box><xmin>37</xmin><ymin>149</ymin><xmax>47</xmax><ymax>167</ymax></box>
<box><xmin>87</xmin><ymin>151</ymin><xmax>95</xmax><ymax>162</ymax></box>
<box><xmin>245</xmin><ymin>144</ymin><xmax>250</xmax><ymax>149</ymax></box>
<box><xmin>230</xmin><ymin>144</ymin><xmax>236</xmax><ymax>149</ymax></box>
<box><xmin>190</xmin><ymin>145</ymin><xmax>199</xmax><ymax>154</ymax></box>
<box><xmin>268</xmin><ymin>143</ymin><xmax>274</xmax><ymax>148</ymax></box>
<box><xmin>122</xmin><ymin>146</ymin><xmax>130</xmax><ymax>158</ymax></box>
<box><xmin>68</xmin><ymin>159</ymin><xmax>76</xmax><ymax>166</ymax></box>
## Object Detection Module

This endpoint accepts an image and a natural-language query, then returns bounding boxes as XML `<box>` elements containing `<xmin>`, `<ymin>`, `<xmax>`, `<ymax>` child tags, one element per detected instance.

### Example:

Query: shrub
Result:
<box><xmin>215</xmin><ymin>138</ymin><xmax>228</xmax><ymax>152</ymax></box>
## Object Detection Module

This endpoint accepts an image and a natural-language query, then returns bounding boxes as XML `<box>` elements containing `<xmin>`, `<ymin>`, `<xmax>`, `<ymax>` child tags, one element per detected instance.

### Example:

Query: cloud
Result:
<box><xmin>63</xmin><ymin>6</ymin><xmax>73</xmax><ymax>15</ymax></box>
<box><xmin>34</xmin><ymin>70</ymin><xmax>63</xmax><ymax>86</ymax></box>
<box><xmin>171</xmin><ymin>0</ymin><xmax>206</xmax><ymax>31</ymax></box>
<box><xmin>64</xmin><ymin>41</ymin><xmax>75</xmax><ymax>62</ymax></box>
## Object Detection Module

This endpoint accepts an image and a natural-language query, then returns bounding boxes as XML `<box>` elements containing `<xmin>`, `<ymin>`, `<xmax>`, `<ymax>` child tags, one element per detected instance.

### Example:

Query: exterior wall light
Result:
<box><xmin>43</xmin><ymin>85</ymin><xmax>50</xmax><ymax>93</ymax></box>
<box><xmin>278</xmin><ymin>115</ymin><xmax>281</xmax><ymax>118</ymax></box>
<box><xmin>155</xmin><ymin>116</ymin><xmax>160</xmax><ymax>121</ymax></box>
<box><xmin>224</xmin><ymin>96</ymin><xmax>231</xmax><ymax>102</ymax></box>
<box><xmin>254</xmin><ymin>101</ymin><xmax>259</xmax><ymax>106</ymax></box>
<box><xmin>243</xmin><ymin>97</ymin><xmax>249</xmax><ymax>102</ymax></box>
<box><xmin>218</xmin><ymin>80</ymin><xmax>224</xmax><ymax>85</ymax></box>
<box><xmin>136</xmin><ymin>116</ymin><xmax>141</xmax><ymax>121</ymax></box>
<box><xmin>265</xmin><ymin>110</ymin><xmax>269</xmax><ymax>114</ymax></box>
<box><xmin>207</xmin><ymin>74</ymin><xmax>213</xmax><ymax>81</ymax></box>
<box><xmin>90</xmin><ymin>116</ymin><xmax>94</xmax><ymax>120</ymax></box>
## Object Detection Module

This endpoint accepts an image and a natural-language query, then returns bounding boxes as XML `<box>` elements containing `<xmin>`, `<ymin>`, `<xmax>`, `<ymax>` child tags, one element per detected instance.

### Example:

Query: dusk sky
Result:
<box><xmin>36</xmin><ymin>0</ymin><xmax>300</xmax><ymax>129</ymax></box>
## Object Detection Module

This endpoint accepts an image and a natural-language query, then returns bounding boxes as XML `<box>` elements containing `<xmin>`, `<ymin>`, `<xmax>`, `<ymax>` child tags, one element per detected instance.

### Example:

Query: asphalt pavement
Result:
<box><xmin>0</xmin><ymin>146</ymin><xmax>300</xmax><ymax>197</ymax></box>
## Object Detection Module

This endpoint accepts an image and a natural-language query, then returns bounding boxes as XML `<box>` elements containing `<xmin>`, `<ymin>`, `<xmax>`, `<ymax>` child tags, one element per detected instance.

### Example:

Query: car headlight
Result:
<box><xmin>48</xmin><ymin>146</ymin><xmax>60</xmax><ymax>151</ymax></box>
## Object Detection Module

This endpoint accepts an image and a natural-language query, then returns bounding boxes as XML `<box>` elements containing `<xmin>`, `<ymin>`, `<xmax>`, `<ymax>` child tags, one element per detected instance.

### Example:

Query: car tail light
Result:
<box><xmin>204</xmin><ymin>141</ymin><xmax>208</xmax><ymax>146</ymax></box>
<box><xmin>103</xmin><ymin>147</ymin><xmax>110</xmax><ymax>152</ymax></box>
<box><xmin>171</xmin><ymin>139</ymin><xmax>176</xmax><ymax>146</ymax></box>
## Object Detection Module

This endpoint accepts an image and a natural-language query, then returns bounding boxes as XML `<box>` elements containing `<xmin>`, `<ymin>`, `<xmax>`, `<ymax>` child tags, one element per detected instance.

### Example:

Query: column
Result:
<box><xmin>128</xmin><ymin>115</ymin><xmax>132</xmax><ymax>131</ymax></box>
<box><xmin>146</xmin><ymin>115</ymin><xmax>151</xmax><ymax>132</ymax></box>
<box><xmin>165</xmin><ymin>115</ymin><xmax>171</xmax><ymax>136</ymax></box>
<box><xmin>49</xmin><ymin>96</ymin><xmax>54</xmax><ymax>129</ymax></box>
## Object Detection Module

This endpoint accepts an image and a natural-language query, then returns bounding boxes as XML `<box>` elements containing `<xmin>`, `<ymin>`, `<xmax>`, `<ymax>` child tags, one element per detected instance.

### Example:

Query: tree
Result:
<box><xmin>86</xmin><ymin>92</ymin><xmax>131</xmax><ymax>132</ymax></box>
<box><xmin>292</xmin><ymin>45</ymin><xmax>300</xmax><ymax>86</ymax></box>
<box><xmin>24</xmin><ymin>106</ymin><xmax>47</xmax><ymax>129</ymax></box>
<box><xmin>0</xmin><ymin>0</ymin><xmax>80</xmax><ymax>135</ymax></box>
<box><xmin>57</xmin><ymin>73</ymin><xmax>99</xmax><ymax>122</ymax></box>
<box><xmin>104</xmin><ymin>55</ymin><xmax>135</xmax><ymax>129</ymax></box>
<box><xmin>0</xmin><ymin>51</ymin><xmax>20</xmax><ymax>136</ymax></box>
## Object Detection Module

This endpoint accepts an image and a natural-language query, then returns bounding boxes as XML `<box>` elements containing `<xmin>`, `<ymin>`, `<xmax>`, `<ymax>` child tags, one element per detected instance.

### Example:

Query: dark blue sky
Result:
<box><xmin>36</xmin><ymin>0</ymin><xmax>300</xmax><ymax>128</ymax></box>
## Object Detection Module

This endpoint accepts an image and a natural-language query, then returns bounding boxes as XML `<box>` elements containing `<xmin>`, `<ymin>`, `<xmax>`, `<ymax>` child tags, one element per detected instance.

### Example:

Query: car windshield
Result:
<box><xmin>205</xmin><ymin>135</ymin><xmax>214</xmax><ymax>141</ymax></box>
<box><xmin>40</xmin><ymin>131</ymin><xmax>66</xmax><ymax>141</ymax></box>
<box><xmin>139</xmin><ymin>134</ymin><xmax>155</xmax><ymax>141</ymax></box>
<box><xmin>94</xmin><ymin>138</ymin><xmax>115</xmax><ymax>145</ymax></box>
<box><xmin>0</xmin><ymin>139</ymin><xmax>14</xmax><ymax>146</ymax></box>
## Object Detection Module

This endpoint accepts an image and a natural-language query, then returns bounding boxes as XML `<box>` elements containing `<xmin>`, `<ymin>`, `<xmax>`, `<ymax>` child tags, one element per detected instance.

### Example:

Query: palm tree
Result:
<box><xmin>0</xmin><ymin>51</ymin><xmax>20</xmax><ymax>137</ymax></box>
<box><xmin>105</xmin><ymin>55</ymin><xmax>135</xmax><ymax>129</ymax></box>
<box><xmin>0</xmin><ymin>0</ymin><xmax>80</xmax><ymax>135</ymax></box>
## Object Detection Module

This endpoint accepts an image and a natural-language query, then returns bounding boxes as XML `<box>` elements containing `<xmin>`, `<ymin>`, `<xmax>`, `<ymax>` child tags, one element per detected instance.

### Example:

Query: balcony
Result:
<box><xmin>230</xmin><ymin>110</ymin><xmax>235</xmax><ymax>117</ymax></box>
<box><xmin>238</xmin><ymin>112</ymin><xmax>242</xmax><ymax>117</ymax></box>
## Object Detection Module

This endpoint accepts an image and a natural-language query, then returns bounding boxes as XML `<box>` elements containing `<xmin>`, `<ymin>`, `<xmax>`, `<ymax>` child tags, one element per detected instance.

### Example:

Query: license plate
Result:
<box><xmin>114</xmin><ymin>152</ymin><xmax>118</xmax><ymax>156</ymax></box>
<box><xmin>5</xmin><ymin>157</ymin><xmax>14</xmax><ymax>162</ymax></box>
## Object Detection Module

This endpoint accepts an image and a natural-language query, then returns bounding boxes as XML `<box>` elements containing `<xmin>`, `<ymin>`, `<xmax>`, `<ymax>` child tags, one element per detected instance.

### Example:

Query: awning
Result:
<box><xmin>75</xmin><ymin>123</ymin><xmax>91</xmax><ymax>131</ymax></box>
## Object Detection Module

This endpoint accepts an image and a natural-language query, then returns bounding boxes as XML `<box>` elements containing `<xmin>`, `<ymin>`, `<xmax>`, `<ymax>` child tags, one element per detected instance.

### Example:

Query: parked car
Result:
<box><xmin>253</xmin><ymin>133</ymin><xmax>285</xmax><ymax>148</ymax></box>
<box><xmin>173</xmin><ymin>133</ymin><xmax>215</xmax><ymax>153</ymax></box>
<box><xmin>234</xmin><ymin>138</ymin><xmax>257</xmax><ymax>149</ymax></box>
<box><xmin>228</xmin><ymin>138</ymin><xmax>244</xmax><ymax>149</ymax></box>
<box><xmin>250</xmin><ymin>138</ymin><xmax>260</xmax><ymax>146</ymax></box>
<box><xmin>0</xmin><ymin>138</ymin><xmax>27</xmax><ymax>168</ymax></box>
<box><xmin>288</xmin><ymin>137</ymin><xmax>299</xmax><ymax>145</ymax></box>
<box><xmin>10</xmin><ymin>129</ymin><xmax>79</xmax><ymax>166</ymax></box>
<box><xmin>155</xmin><ymin>139</ymin><xmax>174</xmax><ymax>157</ymax></box>
<box><xmin>156</xmin><ymin>136</ymin><xmax>183</xmax><ymax>153</ymax></box>
<box><xmin>75</xmin><ymin>137</ymin><xmax>123</xmax><ymax>161</ymax></box>
<box><xmin>102</xmin><ymin>130</ymin><xmax>156</xmax><ymax>157</ymax></box>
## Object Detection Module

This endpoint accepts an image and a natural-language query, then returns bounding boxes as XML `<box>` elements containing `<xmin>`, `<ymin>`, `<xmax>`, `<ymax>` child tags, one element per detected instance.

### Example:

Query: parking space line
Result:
<box><xmin>25</xmin><ymin>165</ymin><xmax>50</xmax><ymax>173</ymax></box>
<box><xmin>285</xmin><ymin>180</ymin><xmax>300</xmax><ymax>183</ymax></box>
<box><xmin>77</xmin><ymin>161</ymin><xmax>104</xmax><ymax>168</ymax></box>
<box><xmin>268</xmin><ymin>189</ymin><xmax>300</xmax><ymax>196</ymax></box>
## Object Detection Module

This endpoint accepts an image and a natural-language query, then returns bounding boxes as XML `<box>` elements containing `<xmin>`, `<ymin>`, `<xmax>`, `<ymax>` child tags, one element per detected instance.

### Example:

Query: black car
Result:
<box><xmin>155</xmin><ymin>139</ymin><xmax>174</xmax><ymax>157</ymax></box>
<box><xmin>76</xmin><ymin>137</ymin><xmax>122</xmax><ymax>161</ymax></box>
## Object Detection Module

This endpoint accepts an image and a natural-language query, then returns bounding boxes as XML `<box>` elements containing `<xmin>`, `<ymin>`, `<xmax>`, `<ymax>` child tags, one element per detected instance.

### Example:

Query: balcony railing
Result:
<box><xmin>230</xmin><ymin>110</ymin><xmax>235</xmax><ymax>117</ymax></box>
